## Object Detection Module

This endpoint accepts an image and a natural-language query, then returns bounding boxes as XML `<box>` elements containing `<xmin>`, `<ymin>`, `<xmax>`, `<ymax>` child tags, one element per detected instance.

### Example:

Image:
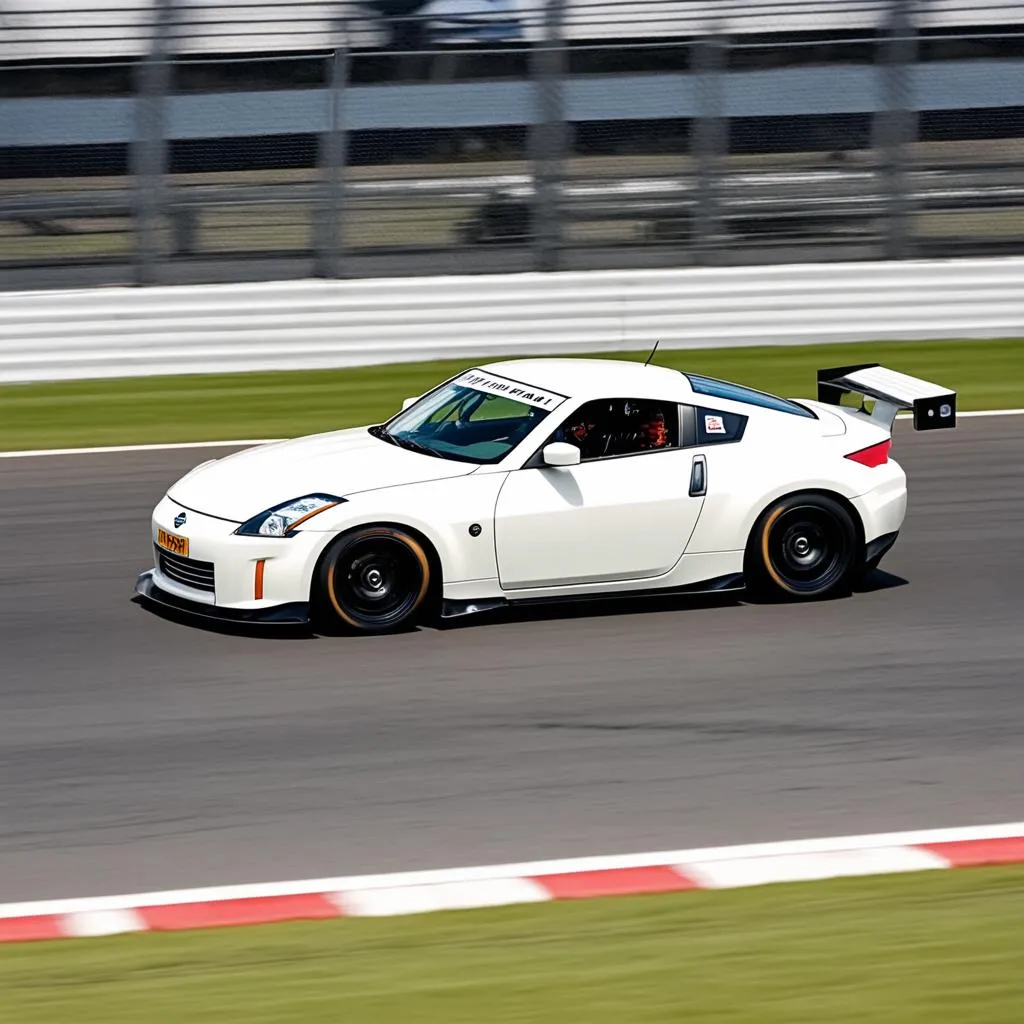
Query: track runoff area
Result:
<box><xmin>1</xmin><ymin>406</ymin><xmax>1023</xmax><ymax>944</ymax></box>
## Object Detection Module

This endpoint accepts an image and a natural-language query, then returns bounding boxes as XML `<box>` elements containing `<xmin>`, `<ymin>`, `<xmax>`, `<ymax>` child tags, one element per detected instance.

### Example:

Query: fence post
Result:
<box><xmin>315</xmin><ymin>21</ymin><xmax>349</xmax><ymax>278</ymax></box>
<box><xmin>529</xmin><ymin>0</ymin><xmax>568</xmax><ymax>273</ymax></box>
<box><xmin>692</xmin><ymin>25</ymin><xmax>728</xmax><ymax>265</ymax></box>
<box><xmin>130</xmin><ymin>0</ymin><xmax>172</xmax><ymax>286</ymax></box>
<box><xmin>876</xmin><ymin>0</ymin><xmax>918</xmax><ymax>260</ymax></box>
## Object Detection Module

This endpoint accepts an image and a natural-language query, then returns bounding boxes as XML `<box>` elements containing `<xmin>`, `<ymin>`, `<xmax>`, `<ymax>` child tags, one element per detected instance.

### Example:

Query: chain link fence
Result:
<box><xmin>1</xmin><ymin>0</ymin><xmax>1022</xmax><ymax>288</ymax></box>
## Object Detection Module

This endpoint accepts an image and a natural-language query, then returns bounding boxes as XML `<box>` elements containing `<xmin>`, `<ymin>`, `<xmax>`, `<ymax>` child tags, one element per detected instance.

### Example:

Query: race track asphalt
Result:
<box><xmin>1</xmin><ymin>418</ymin><xmax>1022</xmax><ymax>902</ymax></box>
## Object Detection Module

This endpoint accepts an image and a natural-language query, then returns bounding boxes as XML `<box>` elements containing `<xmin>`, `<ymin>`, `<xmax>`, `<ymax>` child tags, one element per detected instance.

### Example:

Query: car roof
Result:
<box><xmin>478</xmin><ymin>356</ymin><xmax>822</xmax><ymax>423</ymax></box>
<box><xmin>478</xmin><ymin>357</ymin><xmax>692</xmax><ymax>402</ymax></box>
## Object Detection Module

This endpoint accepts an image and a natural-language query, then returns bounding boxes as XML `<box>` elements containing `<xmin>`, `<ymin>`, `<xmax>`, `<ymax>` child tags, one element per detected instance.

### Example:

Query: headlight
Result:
<box><xmin>234</xmin><ymin>494</ymin><xmax>345</xmax><ymax>537</ymax></box>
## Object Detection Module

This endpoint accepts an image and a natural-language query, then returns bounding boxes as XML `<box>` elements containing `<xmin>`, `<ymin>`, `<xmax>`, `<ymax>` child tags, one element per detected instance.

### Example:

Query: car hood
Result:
<box><xmin>166</xmin><ymin>427</ymin><xmax>479</xmax><ymax>522</ymax></box>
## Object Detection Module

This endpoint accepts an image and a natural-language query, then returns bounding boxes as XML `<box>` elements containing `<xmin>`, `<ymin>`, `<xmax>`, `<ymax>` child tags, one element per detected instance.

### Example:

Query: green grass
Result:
<box><xmin>3</xmin><ymin>867</ymin><xmax>1024</xmax><ymax>1022</ymax></box>
<box><xmin>1</xmin><ymin>338</ymin><xmax>1020</xmax><ymax>451</ymax></box>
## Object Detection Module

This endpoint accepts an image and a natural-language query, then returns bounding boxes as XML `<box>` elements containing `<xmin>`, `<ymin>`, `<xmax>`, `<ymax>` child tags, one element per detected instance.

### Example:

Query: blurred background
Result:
<box><xmin>1</xmin><ymin>0</ymin><xmax>1022</xmax><ymax>290</ymax></box>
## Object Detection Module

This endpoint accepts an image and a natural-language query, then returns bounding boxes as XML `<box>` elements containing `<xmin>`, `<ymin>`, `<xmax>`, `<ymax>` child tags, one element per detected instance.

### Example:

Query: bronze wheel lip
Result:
<box><xmin>325</xmin><ymin>527</ymin><xmax>432</xmax><ymax>633</ymax></box>
<box><xmin>760</xmin><ymin>501</ymin><xmax>854</xmax><ymax>596</ymax></box>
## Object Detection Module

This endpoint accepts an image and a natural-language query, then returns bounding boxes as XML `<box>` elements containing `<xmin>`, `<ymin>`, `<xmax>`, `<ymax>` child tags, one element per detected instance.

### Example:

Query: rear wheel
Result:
<box><xmin>316</xmin><ymin>526</ymin><xmax>431</xmax><ymax>634</ymax></box>
<box><xmin>746</xmin><ymin>494</ymin><xmax>858</xmax><ymax>601</ymax></box>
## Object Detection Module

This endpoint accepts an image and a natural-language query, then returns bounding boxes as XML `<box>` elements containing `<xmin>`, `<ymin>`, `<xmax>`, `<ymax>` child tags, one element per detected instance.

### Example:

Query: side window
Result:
<box><xmin>553</xmin><ymin>397</ymin><xmax>679</xmax><ymax>462</ymax></box>
<box><xmin>695</xmin><ymin>406</ymin><xmax>748</xmax><ymax>445</ymax></box>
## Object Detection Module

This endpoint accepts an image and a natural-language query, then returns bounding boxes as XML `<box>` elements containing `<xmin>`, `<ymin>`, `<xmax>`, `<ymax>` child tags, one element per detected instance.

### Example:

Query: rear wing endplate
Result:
<box><xmin>816</xmin><ymin>363</ymin><xmax>956</xmax><ymax>431</ymax></box>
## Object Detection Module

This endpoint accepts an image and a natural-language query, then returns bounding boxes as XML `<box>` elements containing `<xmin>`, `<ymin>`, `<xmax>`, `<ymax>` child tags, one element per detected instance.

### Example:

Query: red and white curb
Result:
<box><xmin>2</xmin><ymin>822</ymin><xmax>1023</xmax><ymax>943</ymax></box>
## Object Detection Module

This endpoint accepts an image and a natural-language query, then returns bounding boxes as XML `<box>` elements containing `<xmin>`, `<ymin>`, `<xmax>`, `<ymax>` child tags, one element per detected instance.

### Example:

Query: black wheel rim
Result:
<box><xmin>767</xmin><ymin>506</ymin><xmax>850</xmax><ymax>594</ymax></box>
<box><xmin>333</xmin><ymin>536</ymin><xmax>424</xmax><ymax>626</ymax></box>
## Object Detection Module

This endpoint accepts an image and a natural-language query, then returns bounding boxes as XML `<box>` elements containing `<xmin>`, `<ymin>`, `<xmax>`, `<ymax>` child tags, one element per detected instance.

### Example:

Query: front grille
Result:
<box><xmin>158</xmin><ymin>548</ymin><xmax>216</xmax><ymax>593</ymax></box>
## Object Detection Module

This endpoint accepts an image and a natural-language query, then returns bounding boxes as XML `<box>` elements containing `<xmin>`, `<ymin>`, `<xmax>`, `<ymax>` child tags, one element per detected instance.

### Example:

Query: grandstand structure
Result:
<box><xmin>3</xmin><ymin>1</ymin><xmax>1023</xmax><ymax>57</ymax></box>
<box><xmin>1</xmin><ymin>1</ymin><xmax>1022</xmax><ymax>288</ymax></box>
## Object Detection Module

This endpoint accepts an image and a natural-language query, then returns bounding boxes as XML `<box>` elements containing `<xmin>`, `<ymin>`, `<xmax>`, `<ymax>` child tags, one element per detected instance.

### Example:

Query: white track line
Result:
<box><xmin>0</xmin><ymin>438</ymin><xmax>282</xmax><ymax>459</ymax></box>
<box><xmin>954</xmin><ymin>408</ymin><xmax>1024</xmax><ymax>418</ymax></box>
<box><xmin>1</xmin><ymin>408</ymin><xmax>1022</xmax><ymax>459</ymax></box>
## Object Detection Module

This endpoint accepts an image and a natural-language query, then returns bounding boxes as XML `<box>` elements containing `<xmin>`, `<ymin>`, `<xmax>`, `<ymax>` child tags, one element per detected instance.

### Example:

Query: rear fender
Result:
<box><xmin>684</xmin><ymin>455</ymin><xmax>866</xmax><ymax>557</ymax></box>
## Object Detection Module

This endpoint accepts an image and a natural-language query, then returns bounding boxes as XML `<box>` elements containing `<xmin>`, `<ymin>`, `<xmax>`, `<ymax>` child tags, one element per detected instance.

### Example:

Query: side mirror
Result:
<box><xmin>401</xmin><ymin>396</ymin><xmax>419</xmax><ymax>411</ymax></box>
<box><xmin>542</xmin><ymin>442</ymin><xmax>581</xmax><ymax>467</ymax></box>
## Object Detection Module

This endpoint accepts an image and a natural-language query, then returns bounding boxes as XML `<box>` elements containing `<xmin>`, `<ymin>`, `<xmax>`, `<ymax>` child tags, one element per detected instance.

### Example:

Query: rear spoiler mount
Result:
<box><xmin>816</xmin><ymin>363</ymin><xmax>956</xmax><ymax>431</ymax></box>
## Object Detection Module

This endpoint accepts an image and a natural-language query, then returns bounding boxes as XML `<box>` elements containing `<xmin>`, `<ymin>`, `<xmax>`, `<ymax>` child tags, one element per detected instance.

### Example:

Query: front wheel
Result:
<box><xmin>315</xmin><ymin>526</ymin><xmax>432</xmax><ymax>634</ymax></box>
<box><xmin>746</xmin><ymin>494</ymin><xmax>858</xmax><ymax>601</ymax></box>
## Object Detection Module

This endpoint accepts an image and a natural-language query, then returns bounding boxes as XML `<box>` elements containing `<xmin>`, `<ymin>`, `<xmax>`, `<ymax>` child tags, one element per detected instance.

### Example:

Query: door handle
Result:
<box><xmin>689</xmin><ymin>454</ymin><xmax>707</xmax><ymax>497</ymax></box>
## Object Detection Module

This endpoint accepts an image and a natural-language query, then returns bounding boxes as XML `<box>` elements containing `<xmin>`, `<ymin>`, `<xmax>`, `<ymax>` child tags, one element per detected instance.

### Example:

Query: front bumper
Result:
<box><xmin>143</xmin><ymin>494</ymin><xmax>331</xmax><ymax>613</ymax></box>
<box><xmin>135</xmin><ymin>570</ymin><xmax>310</xmax><ymax>625</ymax></box>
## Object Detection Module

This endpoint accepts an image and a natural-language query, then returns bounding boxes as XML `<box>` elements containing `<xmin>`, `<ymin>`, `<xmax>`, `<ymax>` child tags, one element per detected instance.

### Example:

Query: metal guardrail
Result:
<box><xmin>5</xmin><ymin>61</ymin><xmax>1023</xmax><ymax>146</ymax></box>
<box><xmin>1</xmin><ymin>256</ymin><xmax>1022</xmax><ymax>383</ymax></box>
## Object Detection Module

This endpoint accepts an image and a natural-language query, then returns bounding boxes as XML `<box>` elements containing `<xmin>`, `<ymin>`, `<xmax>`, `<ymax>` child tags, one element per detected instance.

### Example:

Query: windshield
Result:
<box><xmin>376</xmin><ymin>369</ymin><xmax>567</xmax><ymax>464</ymax></box>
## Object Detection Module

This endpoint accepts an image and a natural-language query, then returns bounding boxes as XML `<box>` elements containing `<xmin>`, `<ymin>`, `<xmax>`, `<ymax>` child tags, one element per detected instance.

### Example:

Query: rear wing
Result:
<box><xmin>816</xmin><ymin>363</ymin><xmax>956</xmax><ymax>431</ymax></box>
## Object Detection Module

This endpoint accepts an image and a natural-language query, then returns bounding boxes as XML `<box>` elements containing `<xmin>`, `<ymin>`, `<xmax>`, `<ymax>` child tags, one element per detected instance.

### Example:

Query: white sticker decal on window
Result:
<box><xmin>457</xmin><ymin>370</ymin><xmax>566</xmax><ymax>410</ymax></box>
<box><xmin>704</xmin><ymin>414</ymin><xmax>727</xmax><ymax>434</ymax></box>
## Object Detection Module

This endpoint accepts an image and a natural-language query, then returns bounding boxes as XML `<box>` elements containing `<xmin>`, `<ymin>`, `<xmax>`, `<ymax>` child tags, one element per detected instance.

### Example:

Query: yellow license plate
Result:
<box><xmin>157</xmin><ymin>528</ymin><xmax>189</xmax><ymax>558</ymax></box>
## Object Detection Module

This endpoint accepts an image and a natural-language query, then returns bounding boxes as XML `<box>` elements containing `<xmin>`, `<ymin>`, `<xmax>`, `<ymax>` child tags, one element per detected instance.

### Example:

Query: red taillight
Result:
<box><xmin>845</xmin><ymin>439</ymin><xmax>891</xmax><ymax>467</ymax></box>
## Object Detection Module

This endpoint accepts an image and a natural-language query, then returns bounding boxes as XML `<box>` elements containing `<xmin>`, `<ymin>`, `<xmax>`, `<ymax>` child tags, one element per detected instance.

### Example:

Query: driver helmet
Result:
<box><xmin>639</xmin><ymin>408</ymin><xmax>669</xmax><ymax>448</ymax></box>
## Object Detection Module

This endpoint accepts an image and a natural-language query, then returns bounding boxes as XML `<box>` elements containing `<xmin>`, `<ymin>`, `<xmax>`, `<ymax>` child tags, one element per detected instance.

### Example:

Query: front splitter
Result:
<box><xmin>134</xmin><ymin>570</ymin><xmax>310</xmax><ymax>626</ymax></box>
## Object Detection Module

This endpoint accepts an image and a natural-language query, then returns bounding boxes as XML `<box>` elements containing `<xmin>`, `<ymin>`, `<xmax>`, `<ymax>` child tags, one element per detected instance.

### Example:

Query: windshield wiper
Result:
<box><xmin>370</xmin><ymin>424</ymin><xmax>450</xmax><ymax>459</ymax></box>
<box><xmin>393</xmin><ymin>434</ymin><xmax>450</xmax><ymax>459</ymax></box>
<box><xmin>370</xmin><ymin>423</ymin><xmax>468</xmax><ymax>461</ymax></box>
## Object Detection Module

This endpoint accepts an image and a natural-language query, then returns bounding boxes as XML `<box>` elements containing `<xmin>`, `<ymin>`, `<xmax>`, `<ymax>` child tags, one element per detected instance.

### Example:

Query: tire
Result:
<box><xmin>746</xmin><ymin>493</ymin><xmax>858</xmax><ymax>601</ymax></box>
<box><xmin>315</xmin><ymin>526</ymin><xmax>432</xmax><ymax>634</ymax></box>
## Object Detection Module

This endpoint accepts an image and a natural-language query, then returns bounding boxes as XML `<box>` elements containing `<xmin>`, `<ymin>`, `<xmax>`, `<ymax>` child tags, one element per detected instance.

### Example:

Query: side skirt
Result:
<box><xmin>440</xmin><ymin>573</ymin><xmax>746</xmax><ymax>620</ymax></box>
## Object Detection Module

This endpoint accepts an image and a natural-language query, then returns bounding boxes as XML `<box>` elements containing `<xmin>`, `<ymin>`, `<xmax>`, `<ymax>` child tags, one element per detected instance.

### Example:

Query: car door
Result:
<box><xmin>493</xmin><ymin>396</ymin><xmax>708</xmax><ymax>590</ymax></box>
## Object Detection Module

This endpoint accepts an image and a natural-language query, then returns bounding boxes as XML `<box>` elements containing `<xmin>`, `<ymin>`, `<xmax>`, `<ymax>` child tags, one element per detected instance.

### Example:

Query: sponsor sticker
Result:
<box><xmin>457</xmin><ymin>370</ymin><xmax>566</xmax><ymax>410</ymax></box>
<box><xmin>704</xmin><ymin>414</ymin><xmax>727</xmax><ymax>434</ymax></box>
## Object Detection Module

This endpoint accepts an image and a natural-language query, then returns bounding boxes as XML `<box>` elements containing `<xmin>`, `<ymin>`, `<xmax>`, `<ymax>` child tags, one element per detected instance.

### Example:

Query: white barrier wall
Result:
<box><xmin>1</xmin><ymin>257</ymin><xmax>1022</xmax><ymax>383</ymax></box>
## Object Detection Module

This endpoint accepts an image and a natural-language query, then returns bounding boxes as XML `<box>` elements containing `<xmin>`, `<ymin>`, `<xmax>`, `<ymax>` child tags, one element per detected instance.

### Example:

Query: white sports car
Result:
<box><xmin>135</xmin><ymin>357</ymin><xmax>956</xmax><ymax>634</ymax></box>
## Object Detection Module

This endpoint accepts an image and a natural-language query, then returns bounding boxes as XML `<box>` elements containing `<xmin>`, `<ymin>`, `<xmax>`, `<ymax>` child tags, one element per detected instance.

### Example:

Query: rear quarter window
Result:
<box><xmin>697</xmin><ymin>407</ymin><xmax>748</xmax><ymax>445</ymax></box>
<box><xmin>686</xmin><ymin>373</ymin><xmax>816</xmax><ymax>419</ymax></box>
